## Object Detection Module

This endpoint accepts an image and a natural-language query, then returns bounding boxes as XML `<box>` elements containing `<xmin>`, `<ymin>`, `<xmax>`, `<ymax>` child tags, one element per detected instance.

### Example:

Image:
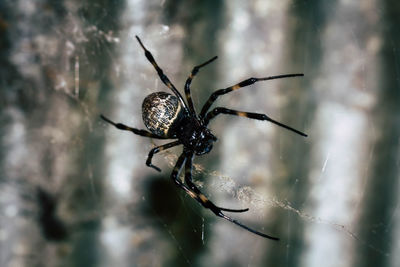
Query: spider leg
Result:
<box><xmin>170</xmin><ymin>151</ymin><xmax>278</xmax><ymax>240</ymax></box>
<box><xmin>204</xmin><ymin>107</ymin><xmax>307</xmax><ymax>137</ymax></box>
<box><xmin>170</xmin><ymin>152</ymin><xmax>192</xmax><ymax>192</ymax></box>
<box><xmin>184</xmin><ymin>56</ymin><xmax>218</xmax><ymax>115</ymax></box>
<box><xmin>184</xmin><ymin>152</ymin><xmax>249</xmax><ymax>213</ymax></box>
<box><xmin>146</xmin><ymin>141</ymin><xmax>181</xmax><ymax>172</ymax></box>
<box><xmin>199</xmin><ymin>73</ymin><xmax>304</xmax><ymax>118</ymax></box>
<box><xmin>135</xmin><ymin>36</ymin><xmax>187</xmax><ymax>110</ymax></box>
<box><xmin>218</xmin><ymin>213</ymin><xmax>279</xmax><ymax>240</ymax></box>
<box><xmin>100</xmin><ymin>115</ymin><xmax>167</xmax><ymax>139</ymax></box>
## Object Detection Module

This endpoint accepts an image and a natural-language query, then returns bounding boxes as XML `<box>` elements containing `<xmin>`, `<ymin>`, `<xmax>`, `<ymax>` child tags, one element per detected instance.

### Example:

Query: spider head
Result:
<box><xmin>193</xmin><ymin>127</ymin><xmax>217</xmax><ymax>155</ymax></box>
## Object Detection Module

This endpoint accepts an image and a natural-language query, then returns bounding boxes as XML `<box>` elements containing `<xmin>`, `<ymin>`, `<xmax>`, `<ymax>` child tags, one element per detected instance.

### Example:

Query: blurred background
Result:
<box><xmin>0</xmin><ymin>0</ymin><xmax>399</xmax><ymax>266</ymax></box>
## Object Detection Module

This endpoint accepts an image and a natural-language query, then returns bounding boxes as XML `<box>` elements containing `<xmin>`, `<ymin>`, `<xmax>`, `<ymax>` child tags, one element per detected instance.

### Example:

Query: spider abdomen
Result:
<box><xmin>142</xmin><ymin>92</ymin><xmax>185</xmax><ymax>138</ymax></box>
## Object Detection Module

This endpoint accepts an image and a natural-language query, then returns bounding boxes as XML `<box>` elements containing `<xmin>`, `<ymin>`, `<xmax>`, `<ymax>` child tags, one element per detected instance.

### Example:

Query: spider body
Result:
<box><xmin>142</xmin><ymin>92</ymin><xmax>217</xmax><ymax>155</ymax></box>
<box><xmin>175</xmin><ymin>116</ymin><xmax>217</xmax><ymax>155</ymax></box>
<box><xmin>142</xmin><ymin>92</ymin><xmax>185</xmax><ymax>138</ymax></box>
<box><xmin>101</xmin><ymin>36</ymin><xmax>307</xmax><ymax>240</ymax></box>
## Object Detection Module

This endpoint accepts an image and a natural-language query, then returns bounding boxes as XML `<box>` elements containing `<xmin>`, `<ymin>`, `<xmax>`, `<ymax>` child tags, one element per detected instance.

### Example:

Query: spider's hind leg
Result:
<box><xmin>100</xmin><ymin>115</ymin><xmax>167</xmax><ymax>139</ymax></box>
<box><xmin>135</xmin><ymin>36</ymin><xmax>187</xmax><ymax>109</ymax></box>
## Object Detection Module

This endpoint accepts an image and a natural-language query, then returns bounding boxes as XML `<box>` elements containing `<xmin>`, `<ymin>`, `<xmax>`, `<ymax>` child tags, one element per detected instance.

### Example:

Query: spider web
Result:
<box><xmin>162</xmin><ymin>151</ymin><xmax>387</xmax><ymax>256</ymax></box>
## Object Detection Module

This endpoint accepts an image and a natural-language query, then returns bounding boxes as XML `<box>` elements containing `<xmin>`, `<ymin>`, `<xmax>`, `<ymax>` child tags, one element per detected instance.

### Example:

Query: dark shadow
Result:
<box><xmin>141</xmin><ymin>174</ymin><xmax>205</xmax><ymax>267</ymax></box>
<box><xmin>36</xmin><ymin>188</ymin><xmax>69</xmax><ymax>242</ymax></box>
<box><xmin>355</xmin><ymin>1</ymin><xmax>400</xmax><ymax>266</ymax></box>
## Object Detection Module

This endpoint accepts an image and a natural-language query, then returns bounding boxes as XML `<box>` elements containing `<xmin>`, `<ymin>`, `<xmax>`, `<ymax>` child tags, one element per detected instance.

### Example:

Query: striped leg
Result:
<box><xmin>199</xmin><ymin>73</ymin><xmax>304</xmax><ymax>118</ymax></box>
<box><xmin>135</xmin><ymin>36</ymin><xmax>187</xmax><ymax>109</ymax></box>
<box><xmin>179</xmin><ymin>151</ymin><xmax>279</xmax><ymax>240</ymax></box>
<box><xmin>170</xmin><ymin>153</ymin><xmax>196</xmax><ymax>197</ymax></box>
<box><xmin>184</xmin><ymin>152</ymin><xmax>248</xmax><ymax>213</ymax></box>
<box><xmin>204</xmin><ymin>107</ymin><xmax>307</xmax><ymax>137</ymax></box>
<box><xmin>146</xmin><ymin>141</ymin><xmax>181</xmax><ymax>172</ymax></box>
<box><xmin>184</xmin><ymin>56</ymin><xmax>218</xmax><ymax>115</ymax></box>
<box><xmin>100</xmin><ymin>115</ymin><xmax>166</xmax><ymax>139</ymax></box>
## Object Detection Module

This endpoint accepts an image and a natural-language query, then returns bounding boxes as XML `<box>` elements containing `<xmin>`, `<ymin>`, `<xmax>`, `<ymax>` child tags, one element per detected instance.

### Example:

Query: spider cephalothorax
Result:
<box><xmin>101</xmin><ymin>35</ymin><xmax>307</xmax><ymax>240</ymax></box>
<box><xmin>177</xmin><ymin>119</ymin><xmax>217</xmax><ymax>155</ymax></box>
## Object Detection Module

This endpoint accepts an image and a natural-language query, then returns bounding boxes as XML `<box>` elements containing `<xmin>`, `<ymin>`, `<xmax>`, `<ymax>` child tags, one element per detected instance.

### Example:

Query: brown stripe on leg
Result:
<box><xmin>204</xmin><ymin>107</ymin><xmax>307</xmax><ymax>137</ymax></box>
<box><xmin>184</xmin><ymin>152</ymin><xmax>248</xmax><ymax>213</ymax></box>
<box><xmin>135</xmin><ymin>36</ymin><xmax>187</xmax><ymax>109</ymax></box>
<box><xmin>100</xmin><ymin>114</ymin><xmax>166</xmax><ymax>139</ymax></box>
<box><xmin>199</xmin><ymin>73</ymin><xmax>304</xmax><ymax>118</ymax></box>
<box><xmin>171</xmin><ymin>152</ymin><xmax>279</xmax><ymax>239</ymax></box>
<box><xmin>184</xmin><ymin>56</ymin><xmax>218</xmax><ymax>115</ymax></box>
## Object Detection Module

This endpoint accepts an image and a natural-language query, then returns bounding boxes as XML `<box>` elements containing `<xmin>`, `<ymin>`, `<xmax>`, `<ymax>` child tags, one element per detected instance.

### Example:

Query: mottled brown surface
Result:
<box><xmin>142</xmin><ymin>92</ymin><xmax>183</xmax><ymax>137</ymax></box>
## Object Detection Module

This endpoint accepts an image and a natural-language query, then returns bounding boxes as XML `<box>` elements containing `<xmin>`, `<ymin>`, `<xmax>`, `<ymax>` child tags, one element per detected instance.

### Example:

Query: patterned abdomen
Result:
<box><xmin>142</xmin><ymin>92</ymin><xmax>184</xmax><ymax>138</ymax></box>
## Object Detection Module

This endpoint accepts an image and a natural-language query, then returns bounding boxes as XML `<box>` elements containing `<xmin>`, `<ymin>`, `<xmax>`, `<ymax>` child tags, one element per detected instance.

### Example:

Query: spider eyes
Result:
<box><xmin>192</xmin><ymin>131</ymin><xmax>216</xmax><ymax>155</ymax></box>
<box><xmin>194</xmin><ymin>142</ymin><xmax>213</xmax><ymax>155</ymax></box>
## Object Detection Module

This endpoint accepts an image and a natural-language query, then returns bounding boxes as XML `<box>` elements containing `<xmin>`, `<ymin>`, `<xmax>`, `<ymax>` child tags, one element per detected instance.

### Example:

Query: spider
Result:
<box><xmin>101</xmin><ymin>36</ymin><xmax>307</xmax><ymax>240</ymax></box>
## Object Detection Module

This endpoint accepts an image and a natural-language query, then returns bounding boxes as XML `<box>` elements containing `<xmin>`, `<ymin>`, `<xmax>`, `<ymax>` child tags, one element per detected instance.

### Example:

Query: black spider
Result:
<box><xmin>101</xmin><ymin>36</ymin><xmax>307</xmax><ymax>240</ymax></box>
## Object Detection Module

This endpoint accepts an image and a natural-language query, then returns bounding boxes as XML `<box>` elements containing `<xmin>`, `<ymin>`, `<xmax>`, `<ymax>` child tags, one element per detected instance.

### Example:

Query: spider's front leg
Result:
<box><xmin>204</xmin><ymin>107</ymin><xmax>307</xmax><ymax>137</ymax></box>
<box><xmin>199</xmin><ymin>73</ymin><xmax>304</xmax><ymax>118</ymax></box>
<box><xmin>172</xmin><ymin>151</ymin><xmax>279</xmax><ymax>240</ymax></box>
<box><xmin>184</xmin><ymin>152</ymin><xmax>248</xmax><ymax>213</ymax></box>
